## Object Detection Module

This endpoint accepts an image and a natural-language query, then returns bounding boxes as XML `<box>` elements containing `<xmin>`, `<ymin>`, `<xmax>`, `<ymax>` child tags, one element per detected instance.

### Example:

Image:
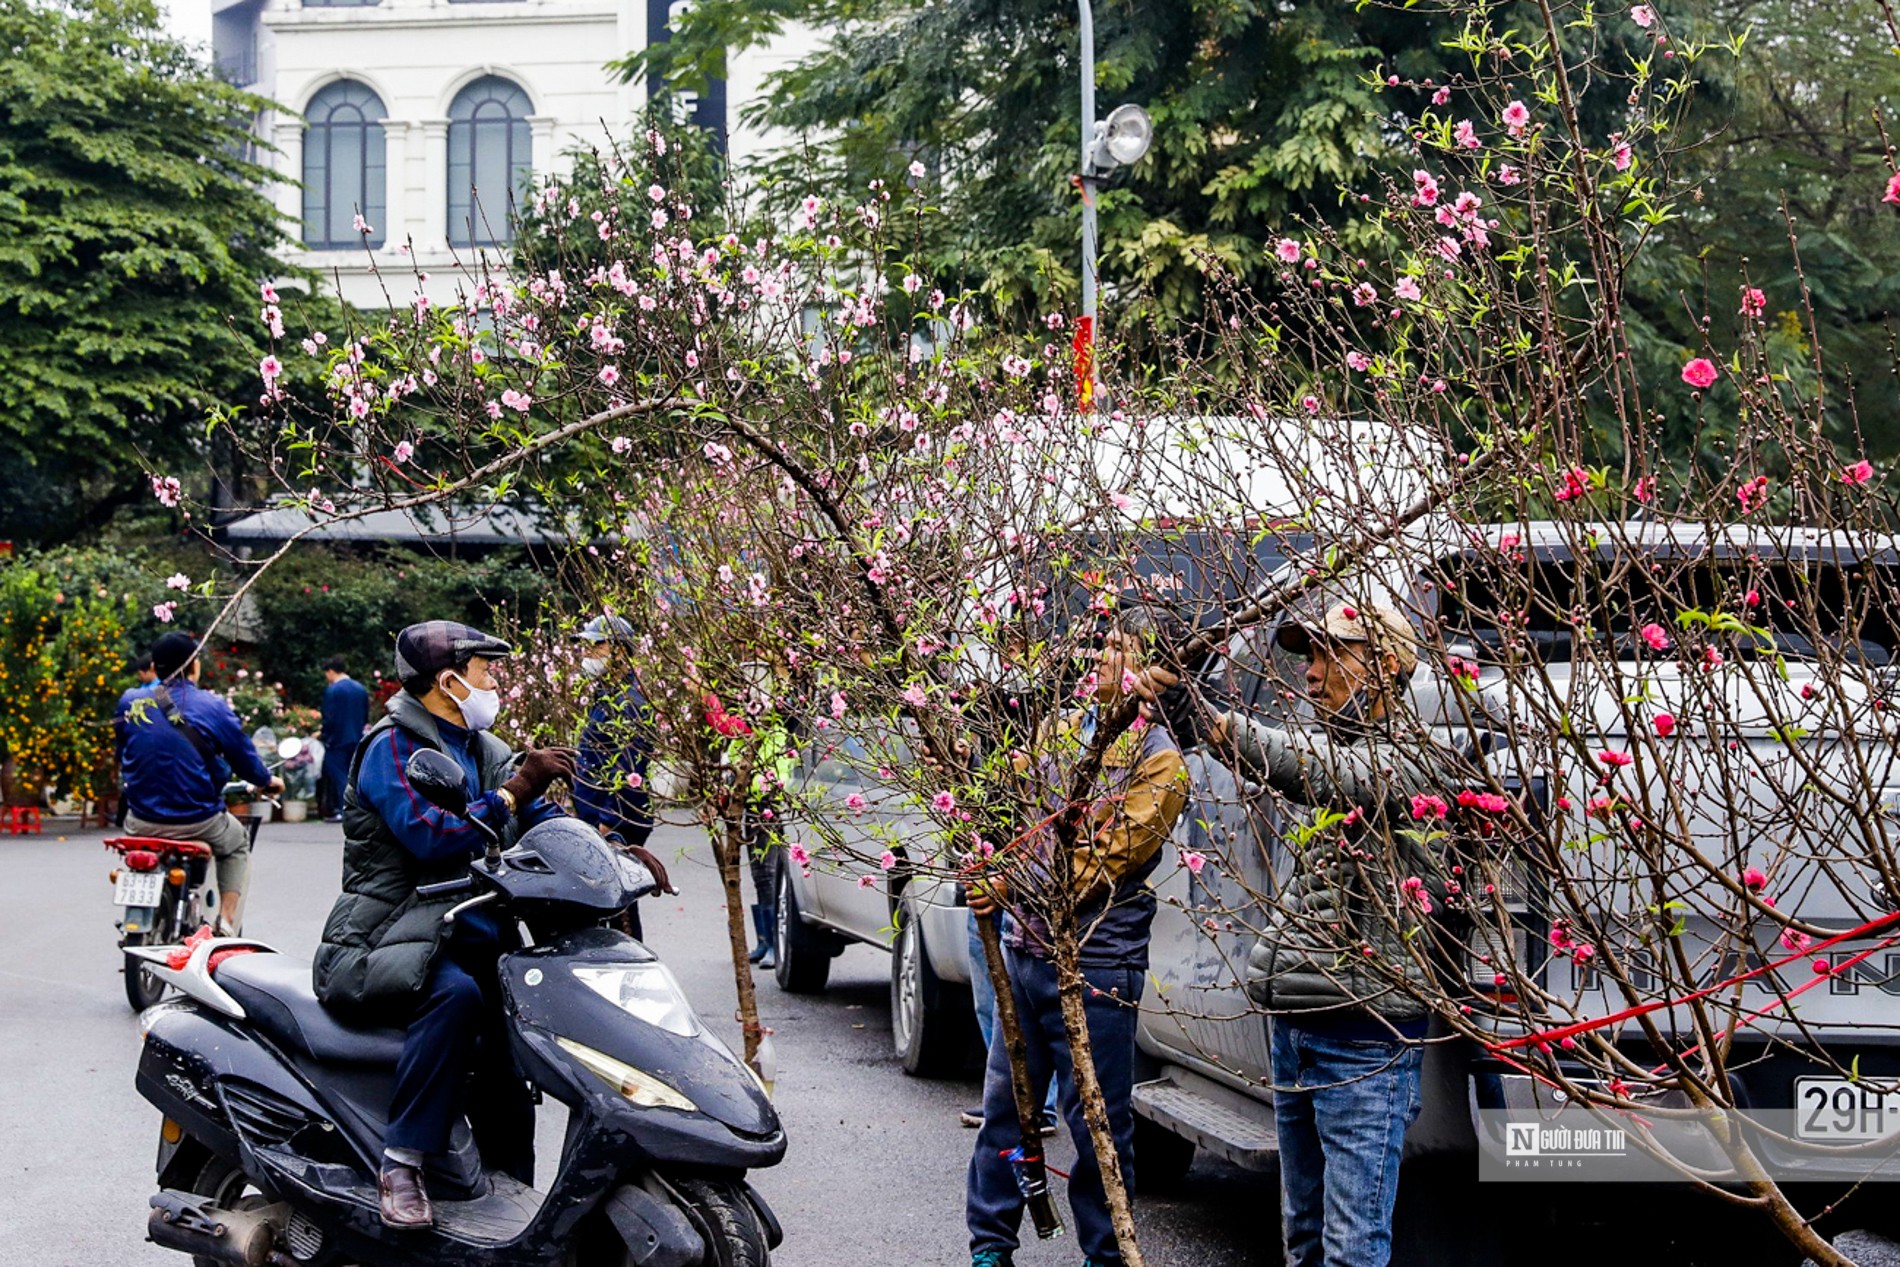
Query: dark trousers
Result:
<box><xmin>384</xmin><ymin>939</ymin><xmax>535</xmax><ymax>1184</ymax></box>
<box><xmin>319</xmin><ymin>744</ymin><xmax>354</xmax><ymax>817</ymax></box>
<box><xmin>967</xmin><ymin>949</ymin><xmax>1142</xmax><ymax>1265</ymax></box>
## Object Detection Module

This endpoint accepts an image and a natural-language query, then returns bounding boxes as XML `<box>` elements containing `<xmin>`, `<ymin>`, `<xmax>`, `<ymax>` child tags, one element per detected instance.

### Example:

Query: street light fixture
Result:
<box><xmin>1092</xmin><ymin>103</ymin><xmax>1154</xmax><ymax>172</ymax></box>
<box><xmin>1074</xmin><ymin>0</ymin><xmax>1150</xmax><ymax>411</ymax></box>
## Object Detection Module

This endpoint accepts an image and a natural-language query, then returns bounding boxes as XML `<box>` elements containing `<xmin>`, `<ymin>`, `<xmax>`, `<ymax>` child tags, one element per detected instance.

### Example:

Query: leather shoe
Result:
<box><xmin>379</xmin><ymin>1162</ymin><xmax>434</xmax><ymax>1229</ymax></box>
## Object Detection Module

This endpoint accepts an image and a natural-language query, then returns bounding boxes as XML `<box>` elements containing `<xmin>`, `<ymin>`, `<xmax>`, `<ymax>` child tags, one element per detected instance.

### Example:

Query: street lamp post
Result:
<box><xmin>1078</xmin><ymin>0</ymin><xmax>1099</xmax><ymax>338</ymax></box>
<box><xmin>1074</xmin><ymin>0</ymin><xmax>1152</xmax><ymax>409</ymax></box>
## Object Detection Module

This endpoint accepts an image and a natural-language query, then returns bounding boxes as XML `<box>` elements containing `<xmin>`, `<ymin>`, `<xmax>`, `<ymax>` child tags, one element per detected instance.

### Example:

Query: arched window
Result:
<box><xmin>302</xmin><ymin>81</ymin><xmax>387</xmax><ymax>250</ymax></box>
<box><xmin>447</xmin><ymin>76</ymin><xmax>532</xmax><ymax>248</ymax></box>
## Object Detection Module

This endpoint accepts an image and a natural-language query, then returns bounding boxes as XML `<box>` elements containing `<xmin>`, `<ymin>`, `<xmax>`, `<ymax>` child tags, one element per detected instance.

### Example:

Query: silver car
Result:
<box><xmin>776</xmin><ymin>727</ymin><xmax>983</xmax><ymax>1076</ymax></box>
<box><xmin>1135</xmin><ymin>521</ymin><xmax>1900</xmax><ymax>1186</ymax></box>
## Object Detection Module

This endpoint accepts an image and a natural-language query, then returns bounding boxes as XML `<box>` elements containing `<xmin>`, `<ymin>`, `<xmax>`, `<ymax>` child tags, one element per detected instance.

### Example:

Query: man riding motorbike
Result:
<box><xmin>119</xmin><ymin>632</ymin><xmax>284</xmax><ymax>935</ymax></box>
<box><xmin>311</xmin><ymin>621</ymin><xmax>575</xmax><ymax>1230</ymax></box>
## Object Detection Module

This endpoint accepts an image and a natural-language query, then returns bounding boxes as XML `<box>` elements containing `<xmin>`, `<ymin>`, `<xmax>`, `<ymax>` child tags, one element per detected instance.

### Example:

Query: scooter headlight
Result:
<box><xmin>572</xmin><ymin>963</ymin><xmax>701</xmax><ymax>1037</ymax></box>
<box><xmin>555</xmin><ymin>1036</ymin><xmax>698</xmax><ymax>1112</ymax></box>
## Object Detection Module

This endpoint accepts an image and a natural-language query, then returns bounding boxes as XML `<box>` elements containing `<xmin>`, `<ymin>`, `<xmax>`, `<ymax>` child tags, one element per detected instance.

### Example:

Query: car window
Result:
<box><xmin>1435</xmin><ymin>554</ymin><xmax>1899</xmax><ymax>668</ymax></box>
<box><xmin>1204</xmin><ymin>625</ymin><xmax>1308</xmax><ymax>724</ymax></box>
<box><xmin>810</xmin><ymin>733</ymin><xmax>868</xmax><ymax>786</ymax></box>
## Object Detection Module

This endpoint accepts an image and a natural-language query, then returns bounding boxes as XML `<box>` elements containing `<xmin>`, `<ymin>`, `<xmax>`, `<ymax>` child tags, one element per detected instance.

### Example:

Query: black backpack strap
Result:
<box><xmin>151</xmin><ymin>682</ymin><xmax>225</xmax><ymax>769</ymax></box>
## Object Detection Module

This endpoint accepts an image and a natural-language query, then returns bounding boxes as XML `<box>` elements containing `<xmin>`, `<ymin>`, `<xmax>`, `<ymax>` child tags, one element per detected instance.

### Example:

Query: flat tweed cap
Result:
<box><xmin>394</xmin><ymin>620</ymin><xmax>514</xmax><ymax>683</ymax></box>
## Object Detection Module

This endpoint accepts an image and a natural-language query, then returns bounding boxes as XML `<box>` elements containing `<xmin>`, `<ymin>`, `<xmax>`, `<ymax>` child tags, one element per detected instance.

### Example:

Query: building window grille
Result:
<box><xmin>302</xmin><ymin>81</ymin><xmax>387</xmax><ymax>249</ymax></box>
<box><xmin>447</xmin><ymin>76</ymin><xmax>532</xmax><ymax>247</ymax></box>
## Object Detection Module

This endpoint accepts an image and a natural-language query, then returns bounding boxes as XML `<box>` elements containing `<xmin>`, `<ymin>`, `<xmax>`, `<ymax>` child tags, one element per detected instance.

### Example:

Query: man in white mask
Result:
<box><xmin>571</xmin><ymin>615</ymin><xmax>674</xmax><ymax>941</ymax></box>
<box><xmin>313</xmin><ymin>620</ymin><xmax>576</xmax><ymax>1229</ymax></box>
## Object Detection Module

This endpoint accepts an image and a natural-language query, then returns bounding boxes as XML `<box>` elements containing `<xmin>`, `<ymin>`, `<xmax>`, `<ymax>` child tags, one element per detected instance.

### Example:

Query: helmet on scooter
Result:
<box><xmin>575</xmin><ymin>615</ymin><xmax>637</xmax><ymax>646</ymax></box>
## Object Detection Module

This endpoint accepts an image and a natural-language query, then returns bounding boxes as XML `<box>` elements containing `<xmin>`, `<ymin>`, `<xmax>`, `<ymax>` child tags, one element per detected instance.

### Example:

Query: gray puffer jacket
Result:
<box><xmin>1231</xmin><ymin>710</ymin><xmax>1467</xmax><ymax>1024</ymax></box>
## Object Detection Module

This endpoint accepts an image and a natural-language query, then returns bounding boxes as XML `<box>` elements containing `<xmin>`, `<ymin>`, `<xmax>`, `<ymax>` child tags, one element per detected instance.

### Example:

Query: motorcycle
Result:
<box><xmin>129</xmin><ymin>746</ymin><xmax>786</xmax><ymax>1267</ymax></box>
<box><xmin>109</xmin><ymin>737</ymin><xmax>303</xmax><ymax>1011</ymax></box>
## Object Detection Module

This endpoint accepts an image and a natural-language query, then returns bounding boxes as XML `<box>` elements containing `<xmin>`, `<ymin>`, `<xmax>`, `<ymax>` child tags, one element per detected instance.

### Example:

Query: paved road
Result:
<box><xmin>0</xmin><ymin>818</ymin><xmax>1867</xmax><ymax>1265</ymax></box>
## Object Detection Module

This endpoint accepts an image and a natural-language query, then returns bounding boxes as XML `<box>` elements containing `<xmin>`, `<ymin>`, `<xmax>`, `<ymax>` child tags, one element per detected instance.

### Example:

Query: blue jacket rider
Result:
<box><xmin>313</xmin><ymin>621</ymin><xmax>572</xmax><ymax>1231</ymax></box>
<box><xmin>119</xmin><ymin>632</ymin><xmax>283</xmax><ymax>934</ymax></box>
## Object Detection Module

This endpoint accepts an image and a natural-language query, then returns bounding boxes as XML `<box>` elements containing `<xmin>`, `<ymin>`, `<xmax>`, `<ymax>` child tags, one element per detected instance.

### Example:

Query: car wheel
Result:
<box><xmin>1133</xmin><ymin>1113</ymin><xmax>1197</xmax><ymax>1194</ymax></box>
<box><xmin>774</xmin><ymin>860</ymin><xmax>834</xmax><ymax>994</ymax></box>
<box><xmin>891</xmin><ymin>902</ymin><xmax>980</xmax><ymax>1078</ymax></box>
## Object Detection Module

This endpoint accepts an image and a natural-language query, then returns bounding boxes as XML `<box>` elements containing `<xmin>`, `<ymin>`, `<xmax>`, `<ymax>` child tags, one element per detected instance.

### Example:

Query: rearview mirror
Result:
<box><xmin>277</xmin><ymin>736</ymin><xmax>305</xmax><ymax>761</ymax></box>
<box><xmin>405</xmin><ymin>749</ymin><xmax>469</xmax><ymax>813</ymax></box>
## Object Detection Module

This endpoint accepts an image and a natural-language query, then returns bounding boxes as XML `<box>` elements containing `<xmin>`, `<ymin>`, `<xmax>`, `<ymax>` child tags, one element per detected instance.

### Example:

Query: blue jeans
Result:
<box><xmin>1271</xmin><ymin>1021</ymin><xmax>1424</xmax><ymax>1267</ymax></box>
<box><xmin>968</xmin><ymin>913</ymin><xmax>1063</xmax><ymax>1115</ymax></box>
<box><xmin>967</xmin><ymin>949</ymin><xmax>1141</xmax><ymax>1265</ymax></box>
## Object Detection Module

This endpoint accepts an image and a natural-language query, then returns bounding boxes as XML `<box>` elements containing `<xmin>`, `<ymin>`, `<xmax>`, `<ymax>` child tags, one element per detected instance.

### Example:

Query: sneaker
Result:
<box><xmin>959</xmin><ymin>1106</ymin><xmax>983</xmax><ymax>1128</ymax></box>
<box><xmin>1038</xmin><ymin>1112</ymin><xmax>1061</xmax><ymax>1137</ymax></box>
<box><xmin>971</xmin><ymin>1253</ymin><xmax>1014</xmax><ymax>1267</ymax></box>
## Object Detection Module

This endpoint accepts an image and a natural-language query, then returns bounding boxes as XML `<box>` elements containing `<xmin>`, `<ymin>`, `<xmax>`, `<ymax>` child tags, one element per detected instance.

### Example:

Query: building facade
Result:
<box><xmin>211</xmin><ymin>0</ymin><xmax>812</xmax><ymax>307</ymax></box>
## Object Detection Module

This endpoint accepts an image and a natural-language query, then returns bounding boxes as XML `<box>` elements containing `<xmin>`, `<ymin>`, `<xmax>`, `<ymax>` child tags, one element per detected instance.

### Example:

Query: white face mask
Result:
<box><xmin>580</xmin><ymin>656</ymin><xmax>609</xmax><ymax>679</ymax></box>
<box><xmin>443</xmin><ymin>671</ymin><xmax>502</xmax><ymax>731</ymax></box>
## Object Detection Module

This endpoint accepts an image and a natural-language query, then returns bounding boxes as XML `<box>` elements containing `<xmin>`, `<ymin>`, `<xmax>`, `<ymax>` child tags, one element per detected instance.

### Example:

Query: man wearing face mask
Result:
<box><xmin>572</xmin><ymin>615</ymin><xmax>674</xmax><ymax>941</ymax></box>
<box><xmin>313</xmin><ymin>621</ymin><xmax>574</xmax><ymax>1230</ymax></box>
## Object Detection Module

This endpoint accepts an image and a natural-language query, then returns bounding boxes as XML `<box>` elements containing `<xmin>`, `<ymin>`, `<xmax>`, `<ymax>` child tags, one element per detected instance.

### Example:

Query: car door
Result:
<box><xmin>798</xmin><ymin>730</ymin><xmax>875</xmax><ymax>929</ymax></box>
<box><xmin>801</xmin><ymin>725</ymin><xmax>922</xmax><ymax>942</ymax></box>
<box><xmin>1141</xmin><ymin>625</ymin><xmax>1298</xmax><ymax>1089</ymax></box>
<box><xmin>822</xmin><ymin>725</ymin><xmax>921</xmax><ymax>942</ymax></box>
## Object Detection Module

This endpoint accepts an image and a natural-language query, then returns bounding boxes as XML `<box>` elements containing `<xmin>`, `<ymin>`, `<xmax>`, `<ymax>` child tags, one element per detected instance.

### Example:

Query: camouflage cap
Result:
<box><xmin>575</xmin><ymin>615</ymin><xmax>637</xmax><ymax>645</ymax></box>
<box><xmin>1274</xmin><ymin>602</ymin><xmax>1420</xmax><ymax>676</ymax></box>
<box><xmin>394</xmin><ymin>621</ymin><xmax>513</xmax><ymax>684</ymax></box>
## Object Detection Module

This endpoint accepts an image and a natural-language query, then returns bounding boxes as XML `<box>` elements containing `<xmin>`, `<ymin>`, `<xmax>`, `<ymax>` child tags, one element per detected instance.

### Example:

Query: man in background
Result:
<box><xmin>572</xmin><ymin>616</ymin><xmax>674</xmax><ymax>938</ymax></box>
<box><xmin>319</xmin><ymin>655</ymin><xmax>370</xmax><ymax>822</ymax></box>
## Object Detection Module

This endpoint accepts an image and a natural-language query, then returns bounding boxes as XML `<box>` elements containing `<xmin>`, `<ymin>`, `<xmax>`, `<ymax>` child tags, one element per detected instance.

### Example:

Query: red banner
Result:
<box><xmin>1071</xmin><ymin>314</ymin><xmax>1094</xmax><ymax>412</ymax></box>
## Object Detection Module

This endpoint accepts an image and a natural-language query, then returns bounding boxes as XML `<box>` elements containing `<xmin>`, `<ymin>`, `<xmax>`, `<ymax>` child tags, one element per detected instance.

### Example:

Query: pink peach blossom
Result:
<box><xmin>1681</xmin><ymin>357</ymin><xmax>1718</xmax><ymax>389</ymax></box>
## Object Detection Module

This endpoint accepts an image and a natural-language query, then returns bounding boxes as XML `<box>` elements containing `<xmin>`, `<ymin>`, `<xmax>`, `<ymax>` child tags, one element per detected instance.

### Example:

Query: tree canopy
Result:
<box><xmin>0</xmin><ymin>0</ymin><xmax>288</xmax><ymax>544</ymax></box>
<box><xmin>623</xmin><ymin>0</ymin><xmax>1900</xmax><ymax>460</ymax></box>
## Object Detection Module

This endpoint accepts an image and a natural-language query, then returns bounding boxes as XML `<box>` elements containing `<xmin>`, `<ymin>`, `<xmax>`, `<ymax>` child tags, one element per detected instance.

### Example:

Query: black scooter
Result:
<box><xmin>130</xmin><ymin>748</ymin><xmax>786</xmax><ymax>1267</ymax></box>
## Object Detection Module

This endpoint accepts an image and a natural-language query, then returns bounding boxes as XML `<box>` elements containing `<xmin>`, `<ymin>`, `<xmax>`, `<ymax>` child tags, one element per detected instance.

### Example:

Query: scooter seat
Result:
<box><xmin>217</xmin><ymin>955</ymin><xmax>408</xmax><ymax>1066</ymax></box>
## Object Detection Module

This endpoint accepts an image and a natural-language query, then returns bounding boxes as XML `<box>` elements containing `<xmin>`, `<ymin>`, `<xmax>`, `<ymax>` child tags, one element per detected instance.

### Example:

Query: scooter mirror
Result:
<box><xmin>405</xmin><ymin>749</ymin><xmax>470</xmax><ymax>813</ymax></box>
<box><xmin>277</xmin><ymin>736</ymin><xmax>305</xmax><ymax>761</ymax></box>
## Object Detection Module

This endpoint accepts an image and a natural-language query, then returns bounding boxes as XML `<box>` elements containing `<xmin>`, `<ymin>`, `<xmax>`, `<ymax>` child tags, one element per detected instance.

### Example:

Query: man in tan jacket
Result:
<box><xmin>963</xmin><ymin>605</ymin><xmax>1191</xmax><ymax>1267</ymax></box>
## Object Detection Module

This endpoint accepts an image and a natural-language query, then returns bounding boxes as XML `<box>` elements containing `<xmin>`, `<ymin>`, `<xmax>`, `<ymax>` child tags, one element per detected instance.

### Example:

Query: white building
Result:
<box><xmin>211</xmin><ymin>0</ymin><xmax>816</xmax><ymax>308</ymax></box>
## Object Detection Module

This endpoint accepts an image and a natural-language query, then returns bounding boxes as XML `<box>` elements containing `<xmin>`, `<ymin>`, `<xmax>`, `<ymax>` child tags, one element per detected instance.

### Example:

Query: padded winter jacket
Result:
<box><xmin>1230</xmin><ymin>710</ymin><xmax>1466</xmax><ymax>1025</ymax></box>
<box><xmin>312</xmin><ymin>691</ymin><xmax>524</xmax><ymax>1018</ymax></box>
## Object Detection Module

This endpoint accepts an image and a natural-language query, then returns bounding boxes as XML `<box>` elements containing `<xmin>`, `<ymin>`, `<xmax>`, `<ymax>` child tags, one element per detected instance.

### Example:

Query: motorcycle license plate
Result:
<box><xmin>114</xmin><ymin>871</ymin><xmax>166</xmax><ymax>908</ymax></box>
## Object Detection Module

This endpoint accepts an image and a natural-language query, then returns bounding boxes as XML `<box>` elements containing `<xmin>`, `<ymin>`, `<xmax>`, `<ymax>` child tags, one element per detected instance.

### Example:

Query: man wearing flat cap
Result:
<box><xmin>1148</xmin><ymin>600</ymin><xmax>1463</xmax><ymax>1267</ymax></box>
<box><xmin>313</xmin><ymin>620</ymin><xmax>576</xmax><ymax>1229</ymax></box>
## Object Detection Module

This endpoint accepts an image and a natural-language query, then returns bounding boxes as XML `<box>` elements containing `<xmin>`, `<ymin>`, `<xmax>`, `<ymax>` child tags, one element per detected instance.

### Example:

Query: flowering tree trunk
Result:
<box><xmin>706</xmin><ymin>798</ymin><xmax>768</xmax><ymax>1068</ymax></box>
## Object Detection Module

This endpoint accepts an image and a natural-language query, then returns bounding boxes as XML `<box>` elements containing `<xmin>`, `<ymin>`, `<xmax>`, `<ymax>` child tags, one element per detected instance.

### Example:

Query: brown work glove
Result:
<box><xmin>500</xmin><ymin>746</ymin><xmax>578</xmax><ymax>809</ymax></box>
